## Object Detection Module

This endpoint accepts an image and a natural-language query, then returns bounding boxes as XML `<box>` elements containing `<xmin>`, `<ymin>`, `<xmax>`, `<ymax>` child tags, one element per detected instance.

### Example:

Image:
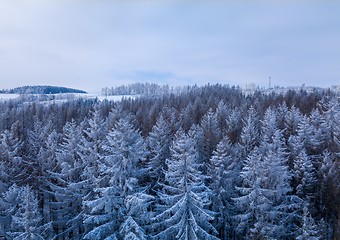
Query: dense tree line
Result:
<box><xmin>0</xmin><ymin>83</ymin><xmax>339</xmax><ymax>239</ymax></box>
<box><xmin>0</xmin><ymin>85</ymin><xmax>87</xmax><ymax>94</ymax></box>
<box><xmin>102</xmin><ymin>82</ymin><xmax>201</xmax><ymax>97</ymax></box>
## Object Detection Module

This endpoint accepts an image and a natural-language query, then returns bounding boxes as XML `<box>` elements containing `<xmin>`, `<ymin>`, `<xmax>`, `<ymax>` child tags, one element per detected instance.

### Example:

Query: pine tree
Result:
<box><xmin>210</xmin><ymin>136</ymin><xmax>239</xmax><ymax>239</ymax></box>
<box><xmin>148</xmin><ymin>114</ymin><xmax>172</xmax><ymax>187</ymax></box>
<box><xmin>152</xmin><ymin>129</ymin><xmax>218</xmax><ymax>240</ymax></box>
<box><xmin>120</xmin><ymin>192</ymin><xmax>154</xmax><ymax>240</ymax></box>
<box><xmin>79</xmin><ymin>105</ymin><xmax>106</xmax><ymax>193</ymax></box>
<box><xmin>0</xmin><ymin>129</ymin><xmax>23</xmax><ymax>189</ymax></box>
<box><xmin>260</xmin><ymin>107</ymin><xmax>278</xmax><ymax>145</ymax></box>
<box><xmin>321</xmin><ymin>97</ymin><xmax>340</xmax><ymax>152</ymax></box>
<box><xmin>292</xmin><ymin>149</ymin><xmax>315</xmax><ymax>199</ymax></box>
<box><xmin>78</xmin><ymin>106</ymin><xmax>107</xmax><ymax>238</ymax></box>
<box><xmin>225</xmin><ymin>108</ymin><xmax>242</xmax><ymax>144</ymax></box>
<box><xmin>296</xmin><ymin>203</ymin><xmax>319</xmax><ymax>240</ymax></box>
<box><xmin>0</xmin><ymin>184</ymin><xmax>22</xmax><ymax>239</ymax></box>
<box><xmin>235</xmin><ymin>130</ymin><xmax>296</xmax><ymax>239</ymax></box>
<box><xmin>84</xmin><ymin>117</ymin><xmax>149</xmax><ymax>239</ymax></box>
<box><xmin>188</xmin><ymin>124</ymin><xmax>204</xmax><ymax>168</ymax></box>
<box><xmin>284</xmin><ymin>106</ymin><xmax>302</xmax><ymax>140</ymax></box>
<box><xmin>234</xmin><ymin>148</ymin><xmax>267</xmax><ymax>239</ymax></box>
<box><xmin>119</xmin><ymin>216</ymin><xmax>146</xmax><ymax>240</ymax></box>
<box><xmin>296</xmin><ymin>115</ymin><xmax>321</xmax><ymax>155</ymax></box>
<box><xmin>215</xmin><ymin>100</ymin><xmax>230</xmax><ymax>135</ymax></box>
<box><xmin>309</xmin><ymin>108</ymin><xmax>328</xmax><ymax>151</ymax></box>
<box><xmin>179</xmin><ymin>104</ymin><xmax>195</xmax><ymax>132</ymax></box>
<box><xmin>38</xmin><ymin>130</ymin><xmax>60</xmax><ymax>235</ymax></box>
<box><xmin>8</xmin><ymin>185</ymin><xmax>52</xmax><ymax>240</ymax></box>
<box><xmin>26</xmin><ymin>118</ymin><xmax>53</xmax><ymax>161</ymax></box>
<box><xmin>102</xmin><ymin>117</ymin><xmax>146</xmax><ymax>196</ymax></box>
<box><xmin>319</xmin><ymin>98</ymin><xmax>340</xmax><ymax>238</ymax></box>
<box><xmin>200</xmin><ymin>108</ymin><xmax>222</xmax><ymax>175</ymax></box>
<box><xmin>24</xmin><ymin>120</ymin><xmax>55</xmax><ymax>227</ymax></box>
<box><xmin>50</xmin><ymin>119</ymin><xmax>85</xmax><ymax>239</ymax></box>
<box><xmin>318</xmin><ymin>150</ymin><xmax>339</xmax><ymax>239</ymax></box>
<box><xmin>276</xmin><ymin>102</ymin><xmax>289</xmax><ymax>131</ymax></box>
<box><xmin>239</xmin><ymin>106</ymin><xmax>260</xmax><ymax>159</ymax></box>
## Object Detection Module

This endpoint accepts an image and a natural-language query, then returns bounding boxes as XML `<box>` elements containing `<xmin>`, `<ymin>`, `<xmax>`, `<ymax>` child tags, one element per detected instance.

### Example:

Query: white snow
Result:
<box><xmin>0</xmin><ymin>94</ymin><xmax>20</xmax><ymax>100</ymax></box>
<box><xmin>0</xmin><ymin>93</ymin><xmax>138</xmax><ymax>103</ymax></box>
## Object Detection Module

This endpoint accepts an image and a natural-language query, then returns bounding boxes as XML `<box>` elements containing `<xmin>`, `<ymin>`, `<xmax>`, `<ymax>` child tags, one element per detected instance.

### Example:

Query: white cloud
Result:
<box><xmin>0</xmin><ymin>1</ymin><xmax>339</xmax><ymax>92</ymax></box>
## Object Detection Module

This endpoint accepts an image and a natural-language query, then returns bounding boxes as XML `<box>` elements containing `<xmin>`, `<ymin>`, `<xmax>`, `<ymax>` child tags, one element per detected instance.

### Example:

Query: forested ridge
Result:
<box><xmin>0</xmin><ymin>85</ymin><xmax>87</xmax><ymax>94</ymax></box>
<box><xmin>0</xmin><ymin>83</ymin><xmax>339</xmax><ymax>239</ymax></box>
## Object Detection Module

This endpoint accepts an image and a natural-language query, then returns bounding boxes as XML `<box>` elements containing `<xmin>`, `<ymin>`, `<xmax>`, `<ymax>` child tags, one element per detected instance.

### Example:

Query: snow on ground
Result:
<box><xmin>0</xmin><ymin>93</ymin><xmax>138</xmax><ymax>103</ymax></box>
<box><xmin>0</xmin><ymin>94</ymin><xmax>20</xmax><ymax>100</ymax></box>
<box><xmin>76</xmin><ymin>93</ymin><xmax>139</xmax><ymax>101</ymax></box>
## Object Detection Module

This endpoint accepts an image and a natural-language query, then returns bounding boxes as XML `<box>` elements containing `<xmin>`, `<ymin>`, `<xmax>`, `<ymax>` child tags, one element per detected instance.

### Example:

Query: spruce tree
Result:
<box><xmin>148</xmin><ymin>114</ymin><xmax>172</xmax><ymax>187</ymax></box>
<box><xmin>235</xmin><ymin>130</ymin><xmax>297</xmax><ymax>239</ymax></box>
<box><xmin>239</xmin><ymin>106</ymin><xmax>260</xmax><ymax>159</ymax></box>
<box><xmin>152</xmin><ymin>129</ymin><xmax>218</xmax><ymax>240</ymax></box>
<box><xmin>0</xmin><ymin>184</ymin><xmax>22</xmax><ymax>239</ymax></box>
<box><xmin>84</xmin><ymin>117</ymin><xmax>149</xmax><ymax>240</ymax></box>
<box><xmin>50</xmin><ymin>119</ymin><xmax>85</xmax><ymax>239</ymax></box>
<box><xmin>200</xmin><ymin>108</ymin><xmax>222</xmax><ymax>175</ymax></box>
<box><xmin>296</xmin><ymin>203</ymin><xmax>319</xmax><ymax>240</ymax></box>
<box><xmin>8</xmin><ymin>185</ymin><xmax>52</xmax><ymax>240</ymax></box>
<box><xmin>210</xmin><ymin>136</ymin><xmax>239</xmax><ymax>239</ymax></box>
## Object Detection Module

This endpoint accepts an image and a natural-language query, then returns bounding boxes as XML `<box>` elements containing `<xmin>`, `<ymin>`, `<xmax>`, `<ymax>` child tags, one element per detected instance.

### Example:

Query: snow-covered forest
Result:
<box><xmin>0</xmin><ymin>83</ymin><xmax>340</xmax><ymax>239</ymax></box>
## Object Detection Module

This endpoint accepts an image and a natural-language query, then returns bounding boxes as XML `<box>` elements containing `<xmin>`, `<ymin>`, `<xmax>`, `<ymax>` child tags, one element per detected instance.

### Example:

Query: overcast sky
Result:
<box><xmin>0</xmin><ymin>0</ymin><xmax>339</xmax><ymax>93</ymax></box>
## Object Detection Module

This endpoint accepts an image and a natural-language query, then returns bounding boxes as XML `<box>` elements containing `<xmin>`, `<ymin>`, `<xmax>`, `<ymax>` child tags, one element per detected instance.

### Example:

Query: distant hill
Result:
<box><xmin>0</xmin><ymin>85</ymin><xmax>87</xmax><ymax>94</ymax></box>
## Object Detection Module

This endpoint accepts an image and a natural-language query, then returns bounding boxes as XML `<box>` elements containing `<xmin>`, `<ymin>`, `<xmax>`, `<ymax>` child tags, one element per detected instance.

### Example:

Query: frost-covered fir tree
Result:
<box><xmin>79</xmin><ymin>106</ymin><xmax>107</xmax><ymax>190</ymax></box>
<box><xmin>318</xmin><ymin>150</ymin><xmax>339</xmax><ymax>239</ymax></box>
<box><xmin>319</xmin><ymin>98</ymin><xmax>340</xmax><ymax>238</ymax></box>
<box><xmin>179</xmin><ymin>104</ymin><xmax>195</xmax><ymax>132</ymax></box>
<box><xmin>215</xmin><ymin>100</ymin><xmax>230</xmax><ymax>134</ymax></box>
<box><xmin>296</xmin><ymin>203</ymin><xmax>319</xmax><ymax>240</ymax></box>
<box><xmin>260</xmin><ymin>107</ymin><xmax>278</xmax><ymax>145</ymax></box>
<box><xmin>119</xmin><ymin>216</ymin><xmax>146</xmax><ymax>240</ymax></box>
<box><xmin>321</xmin><ymin>97</ymin><xmax>340</xmax><ymax>152</ymax></box>
<box><xmin>292</xmin><ymin>149</ymin><xmax>315</xmax><ymax>199</ymax></box>
<box><xmin>239</xmin><ymin>106</ymin><xmax>260</xmax><ymax>159</ymax></box>
<box><xmin>188</xmin><ymin>124</ymin><xmax>204</xmax><ymax>166</ymax></box>
<box><xmin>235</xmin><ymin>130</ymin><xmax>297</xmax><ymax>239</ymax></box>
<box><xmin>50</xmin><ymin>119</ymin><xmax>85</xmax><ymax>239</ymax></box>
<box><xmin>225</xmin><ymin>108</ymin><xmax>242</xmax><ymax>144</ymax></box>
<box><xmin>0</xmin><ymin>184</ymin><xmax>22</xmax><ymax>238</ymax></box>
<box><xmin>200</xmin><ymin>108</ymin><xmax>222</xmax><ymax>175</ymax></box>
<box><xmin>8</xmin><ymin>185</ymin><xmax>51</xmax><ymax>240</ymax></box>
<box><xmin>152</xmin><ymin>129</ymin><xmax>218</xmax><ymax>240</ymax></box>
<box><xmin>284</xmin><ymin>106</ymin><xmax>302</xmax><ymax>137</ymax></box>
<box><xmin>22</xmin><ymin>120</ymin><xmax>56</xmax><ymax>231</ymax></box>
<box><xmin>84</xmin><ymin>117</ymin><xmax>149</xmax><ymax>240</ymax></box>
<box><xmin>276</xmin><ymin>102</ymin><xmax>289</xmax><ymax>131</ymax></box>
<box><xmin>37</xmin><ymin>130</ymin><xmax>60</xmax><ymax>233</ymax></box>
<box><xmin>234</xmin><ymin>148</ymin><xmax>268</xmax><ymax>239</ymax></box>
<box><xmin>0</xmin><ymin>129</ymin><xmax>22</xmax><ymax>190</ymax></box>
<box><xmin>309</xmin><ymin>108</ymin><xmax>328</xmax><ymax>151</ymax></box>
<box><xmin>26</xmin><ymin>118</ymin><xmax>53</xmax><ymax>161</ymax></box>
<box><xmin>296</xmin><ymin>115</ymin><xmax>321</xmax><ymax>155</ymax></box>
<box><xmin>209</xmin><ymin>136</ymin><xmax>240</xmax><ymax>239</ymax></box>
<box><xmin>148</xmin><ymin>113</ymin><xmax>172</xmax><ymax>187</ymax></box>
<box><xmin>102</xmin><ymin>117</ymin><xmax>147</xmax><ymax>197</ymax></box>
<box><xmin>78</xmin><ymin>106</ymin><xmax>107</xmax><ymax>236</ymax></box>
<box><xmin>119</xmin><ymin>193</ymin><xmax>154</xmax><ymax>240</ymax></box>
<box><xmin>259</xmin><ymin>109</ymin><xmax>298</xmax><ymax>238</ymax></box>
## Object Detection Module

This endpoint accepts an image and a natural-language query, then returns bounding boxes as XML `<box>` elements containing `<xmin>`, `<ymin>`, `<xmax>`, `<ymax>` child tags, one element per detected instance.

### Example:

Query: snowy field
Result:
<box><xmin>0</xmin><ymin>94</ymin><xmax>20</xmax><ymax>100</ymax></box>
<box><xmin>0</xmin><ymin>93</ymin><xmax>138</xmax><ymax>103</ymax></box>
